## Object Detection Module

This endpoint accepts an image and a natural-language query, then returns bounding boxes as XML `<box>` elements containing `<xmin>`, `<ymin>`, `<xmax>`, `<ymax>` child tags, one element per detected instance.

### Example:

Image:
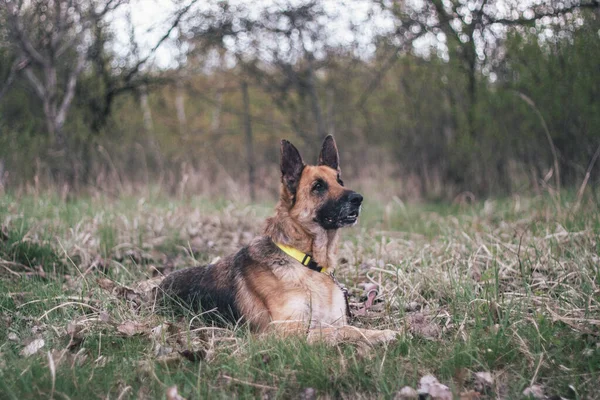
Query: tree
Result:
<box><xmin>187</xmin><ymin>1</ymin><xmax>346</xmax><ymax>149</ymax></box>
<box><xmin>378</xmin><ymin>0</ymin><xmax>599</xmax><ymax>136</ymax></box>
<box><xmin>87</xmin><ymin>0</ymin><xmax>200</xmax><ymax>132</ymax></box>
<box><xmin>2</xmin><ymin>0</ymin><xmax>125</xmax><ymax>148</ymax></box>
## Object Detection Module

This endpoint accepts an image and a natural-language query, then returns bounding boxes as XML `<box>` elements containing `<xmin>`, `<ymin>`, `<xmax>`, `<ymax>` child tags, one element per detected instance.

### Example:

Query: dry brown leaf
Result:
<box><xmin>523</xmin><ymin>385</ymin><xmax>545</xmax><ymax>399</ymax></box>
<box><xmin>20</xmin><ymin>338</ymin><xmax>45</xmax><ymax>357</ymax></box>
<box><xmin>97</xmin><ymin>278</ymin><xmax>115</xmax><ymax>291</ymax></box>
<box><xmin>99</xmin><ymin>311</ymin><xmax>111</xmax><ymax>322</ymax></box>
<box><xmin>66</xmin><ymin>321</ymin><xmax>79</xmax><ymax>336</ymax></box>
<box><xmin>150</xmin><ymin>323</ymin><xmax>171</xmax><ymax>339</ymax></box>
<box><xmin>116</xmin><ymin>321</ymin><xmax>147</xmax><ymax>336</ymax></box>
<box><xmin>134</xmin><ymin>276</ymin><xmax>164</xmax><ymax>293</ymax></box>
<box><xmin>429</xmin><ymin>383</ymin><xmax>453</xmax><ymax>400</ymax></box>
<box><xmin>418</xmin><ymin>375</ymin><xmax>439</xmax><ymax>394</ymax></box>
<box><xmin>408</xmin><ymin>313</ymin><xmax>440</xmax><ymax>339</ymax></box>
<box><xmin>299</xmin><ymin>387</ymin><xmax>316</xmax><ymax>400</ymax></box>
<box><xmin>154</xmin><ymin>343</ymin><xmax>173</xmax><ymax>357</ymax></box>
<box><xmin>394</xmin><ymin>386</ymin><xmax>418</xmax><ymax>399</ymax></box>
<box><xmin>166</xmin><ymin>386</ymin><xmax>186</xmax><ymax>400</ymax></box>
<box><xmin>417</xmin><ymin>376</ymin><xmax>453</xmax><ymax>400</ymax></box>
<box><xmin>473</xmin><ymin>371</ymin><xmax>494</xmax><ymax>393</ymax></box>
<box><xmin>113</xmin><ymin>285</ymin><xmax>142</xmax><ymax>302</ymax></box>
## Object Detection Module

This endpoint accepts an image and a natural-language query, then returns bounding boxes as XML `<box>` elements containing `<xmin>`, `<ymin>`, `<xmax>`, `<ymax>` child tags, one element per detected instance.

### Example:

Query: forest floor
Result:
<box><xmin>0</xmin><ymin>190</ymin><xmax>598</xmax><ymax>399</ymax></box>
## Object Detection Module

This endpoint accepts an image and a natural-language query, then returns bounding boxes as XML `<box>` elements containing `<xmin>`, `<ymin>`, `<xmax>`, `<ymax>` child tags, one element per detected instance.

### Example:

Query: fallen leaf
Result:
<box><xmin>429</xmin><ymin>383</ymin><xmax>453</xmax><ymax>400</ymax></box>
<box><xmin>408</xmin><ymin>313</ymin><xmax>440</xmax><ymax>339</ymax></box>
<box><xmin>418</xmin><ymin>374</ymin><xmax>439</xmax><ymax>394</ymax></box>
<box><xmin>166</xmin><ymin>385</ymin><xmax>186</xmax><ymax>400</ymax></box>
<box><xmin>97</xmin><ymin>278</ymin><xmax>115</xmax><ymax>291</ymax></box>
<box><xmin>21</xmin><ymin>338</ymin><xmax>45</xmax><ymax>357</ymax></box>
<box><xmin>473</xmin><ymin>371</ymin><xmax>494</xmax><ymax>393</ymax></box>
<box><xmin>394</xmin><ymin>386</ymin><xmax>418</xmax><ymax>399</ymax></box>
<box><xmin>299</xmin><ymin>387</ymin><xmax>316</xmax><ymax>400</ymax></box>
<box><xmin>154</xmin><ymin>343</ymin><xmax>173</xmax><ymax>357</ymax></box>
<box><xmin>117</xmin><ymin>321</ymin><xmax>146</xmax><ymax>336</ymax></box>
<box><xmin>151</xmin><ymin>323</ymin><xmax>171</xmax><ymax>340</ymax></box>
<box><xmin>113</xmin><ymin>286</ymin><xmax>143</xmax><ymax>306</ymax></box>
<box><xmin>99</xmin><ymin>311</ymin><xmax>111</xmax><ymax>323</ymax></box>
<box><xmin>523</xmin><ymin>385</ymin><xmax>545</xmax><ymax>399</ymax></box>
<box><xmin>134</xmin><ymin>277</ymin><xmax>164</xmax><ymax>293</ymax></box>
<box><xmin>8</xmin><ymin>332</ymin><xmax>18</xmax><ymax>341</ymax></box>
<box><xmin>66</xmin><ymin>321</ymin><xmax>80</xmax><ymax>336</ymax></box>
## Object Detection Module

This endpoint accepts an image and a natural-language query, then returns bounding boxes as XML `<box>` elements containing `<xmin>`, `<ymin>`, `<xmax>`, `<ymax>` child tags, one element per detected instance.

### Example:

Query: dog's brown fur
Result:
<box><xmin>159</xmin><ymin>136</ymin><xmax>396</xmax><ymax>344</ymax></box>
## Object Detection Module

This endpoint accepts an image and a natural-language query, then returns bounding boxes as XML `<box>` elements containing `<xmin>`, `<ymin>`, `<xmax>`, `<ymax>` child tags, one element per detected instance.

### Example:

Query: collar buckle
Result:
<box><xmin>275</xmin><ymin>242</ymin><xmax>328</xmax><ymax>274</ymax></box>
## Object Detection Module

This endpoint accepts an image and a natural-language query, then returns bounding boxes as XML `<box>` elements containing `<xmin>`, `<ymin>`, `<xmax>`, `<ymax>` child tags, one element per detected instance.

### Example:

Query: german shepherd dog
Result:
<box><xmin>160</xmin><ymin>136</ymin><xmax>397</xmax><ymax>344</ymax></box>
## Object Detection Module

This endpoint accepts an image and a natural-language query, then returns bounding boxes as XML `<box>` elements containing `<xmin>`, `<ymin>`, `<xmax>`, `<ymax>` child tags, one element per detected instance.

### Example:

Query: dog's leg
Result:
<box><xmin>307</xmin><ymin>325</ymin><xmax>398</xmax><ymax>345</ymax></box>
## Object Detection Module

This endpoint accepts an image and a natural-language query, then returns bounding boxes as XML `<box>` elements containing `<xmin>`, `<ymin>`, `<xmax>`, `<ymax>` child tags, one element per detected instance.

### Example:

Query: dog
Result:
<box><xmin>159</xmin><ymin>135</ymin><xmax>397</xmax><ymax>344</ymax></box>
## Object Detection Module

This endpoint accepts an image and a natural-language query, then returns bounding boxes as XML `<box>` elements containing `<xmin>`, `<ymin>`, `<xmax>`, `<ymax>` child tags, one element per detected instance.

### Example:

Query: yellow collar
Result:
<box><xmin>275</xmin><ymin>243</ymin><xmax>328</xmax><ymax>274</ymax></box>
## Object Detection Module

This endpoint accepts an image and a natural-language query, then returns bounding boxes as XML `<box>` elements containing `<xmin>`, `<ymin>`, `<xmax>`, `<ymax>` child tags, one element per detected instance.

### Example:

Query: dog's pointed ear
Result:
<box><xmin>318</xmin><ymin>135</ymin><xmax>340</xmax><ymax>171</ymax></box>
<box><xmin>280</xmin><ymin>139</ymin><xmax>304</xmax><ymax>194</ymax></box>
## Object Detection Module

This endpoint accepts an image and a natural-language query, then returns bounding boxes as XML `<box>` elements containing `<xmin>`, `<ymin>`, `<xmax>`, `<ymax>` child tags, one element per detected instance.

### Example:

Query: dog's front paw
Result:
<box><xmin>371</xmin><ymin>329</ymin><xmax>398</xmax><ymax>344</ymax></box>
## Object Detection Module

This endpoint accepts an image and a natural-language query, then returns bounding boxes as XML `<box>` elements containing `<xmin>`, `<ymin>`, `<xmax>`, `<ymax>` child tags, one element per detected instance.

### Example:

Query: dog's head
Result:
<box><xmin>280</xmin><ymin>135</ymin><xmax>363</xmax><ymax>231</ymax></box>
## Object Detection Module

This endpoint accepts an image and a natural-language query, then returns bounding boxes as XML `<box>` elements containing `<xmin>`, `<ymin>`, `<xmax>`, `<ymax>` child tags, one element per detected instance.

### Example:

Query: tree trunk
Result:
<box><xmin>0</xmin><ymin>158</ymin><xmax>5</xmax><ymax>189</ymax></box>
<box><xmin>140</xmin><ymin>84</ymin><xmax>154</xmax><ymax>134</ymax></box>
<box><xmin>175</xmin><ymin>79</ymin><xmax>187</xmax><ymax>137</ymax></box>
<box><xmin>326</xmin><ymin>87</ymin><xmax>335</xmax><ymax>137</ymax></box>
<box><xmin>241</xmin><ymin>81</ymin><xmax>256</xmax><ymax>201</ymax></box>
<box><xmin>307</xmin><ymin>63</ymin><xmax>326</xmax><ymax>139</ymax></box>
<box><xmin>211</xmin><ymin>70</ymin><xmax>225</xmax><ymax>133</ymax></box>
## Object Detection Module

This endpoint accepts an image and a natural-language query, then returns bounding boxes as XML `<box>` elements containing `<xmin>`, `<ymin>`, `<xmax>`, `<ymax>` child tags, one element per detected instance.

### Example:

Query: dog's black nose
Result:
<box><xmin>349</xmin><ymin>192</ymin><xmax>363</xmax><ymax>206</ymax></box>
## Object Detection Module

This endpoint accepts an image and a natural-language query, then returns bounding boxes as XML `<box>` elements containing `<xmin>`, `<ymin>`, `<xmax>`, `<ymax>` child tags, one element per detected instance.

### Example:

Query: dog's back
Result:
<box><xmin>159</xmin><ymin>252</ymin><xmax>242</xmax><ymax>322</ymax></box>
<box><xmin>159</xmin><ymin>235</ymin><xmax>348</xmax><ymax>331</ymax></box>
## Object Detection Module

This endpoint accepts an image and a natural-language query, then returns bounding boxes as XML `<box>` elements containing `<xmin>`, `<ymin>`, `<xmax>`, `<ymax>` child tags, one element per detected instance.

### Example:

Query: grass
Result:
<box><xmin>0</xmin><ymin>191</ymin><xmax>598</xmax><ymax>399</ymax></box>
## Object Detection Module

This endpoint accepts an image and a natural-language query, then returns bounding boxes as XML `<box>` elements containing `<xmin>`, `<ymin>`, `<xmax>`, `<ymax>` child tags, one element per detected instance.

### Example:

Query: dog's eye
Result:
<box><xmin>312</xmin><ymin>179</ymin><xmax>327</xmax><ymax>193</ymax></box>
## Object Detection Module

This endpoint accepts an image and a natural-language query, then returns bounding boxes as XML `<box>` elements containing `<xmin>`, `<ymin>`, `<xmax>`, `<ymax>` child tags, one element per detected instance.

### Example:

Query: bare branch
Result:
<box><xmin>23</xmin><ymin>68</ymin><xmax>46</xmax><ymax>99</ymax></box>
<box><xmin>123</xmin><ymin>0</ymin><xmax>199</xmax><ymax>83</ymax></box>
<box><xmin>96</xmin><ymin>0</ymin><xmax>127</xmax><ymax>18</ymax></box>
<box><xmin>486</xmin><ymin>1</ymin><xmax>600</xmax><ymax>26</ymax></box>
<box><xmin>355</xmin><ymin>22</ymin><xmax>434</xmax><ymax>109</ymax></box>
<box><xmin>3</xmin><ymin>0</ymin><xmax>48</xmax><ymax>66</ymax></box>
<box><xmin>0</xmin><ymin>58</ymin><xmax>28</xmax><ymax>102</ymax></box>
<box><xmin>56</xmin><ymin>51</ymin><xmax>87</xmax><ymax>128</ymax></box>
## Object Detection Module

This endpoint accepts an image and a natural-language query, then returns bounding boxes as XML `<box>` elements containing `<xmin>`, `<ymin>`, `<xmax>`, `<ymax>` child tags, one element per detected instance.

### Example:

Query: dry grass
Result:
<box><xmin>0</xmin><ymin>191</ymin><xmax>598</xmax><ymax>399</ymax></box>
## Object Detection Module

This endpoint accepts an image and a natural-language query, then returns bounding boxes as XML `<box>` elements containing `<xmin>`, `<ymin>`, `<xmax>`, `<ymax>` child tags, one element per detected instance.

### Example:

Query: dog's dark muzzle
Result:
<box><xmin>340</xmin><ymin>192</ymin><xmax>363</xmax><ymax>224</ymax></box>
<box><xmin>316</xmin><ymin>191</ymin><xmax>363</xmax><ymax>229</ymax></box>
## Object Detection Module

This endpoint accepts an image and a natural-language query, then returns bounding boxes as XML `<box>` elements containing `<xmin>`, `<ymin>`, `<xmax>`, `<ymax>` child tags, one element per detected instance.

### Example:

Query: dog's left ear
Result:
<box><xmin>281</xmin><ymin>139</ymin><xmax>305</xmax><ymax>195</ymax></box>
<box><xmin>318</xmin><ymin>135</ymin><xmax>340</xmax><ymax>172</ymax></box>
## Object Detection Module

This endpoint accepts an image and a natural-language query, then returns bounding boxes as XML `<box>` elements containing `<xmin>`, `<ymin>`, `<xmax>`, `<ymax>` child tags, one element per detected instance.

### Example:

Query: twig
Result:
<box><xmin>529</xmin><ymin>353</ymin><xmax>543</xmax><ymax>387</ymax></box>
<box><xmin>574</xmin><ymin>143</ymin><xmax>600</xmax><ymax>211</ymax></box>
<box><xmin>38</xmin><ymin>302</ymin><xmax>100</xmax><ymax>321</ymax></box>
<box><xmin>47</xmin><ymin>351</ymin><xmax>56</xmax><ymax>399</ymax></box>
<box><xmin>220</xmin><ymin>374</ymin><xmax>277</xmax><ymax>391</ymax></box>
<box><xmin>515</xmin><ymin>91</ymin><xmax>561</xmax><ymax>204</ymax></box>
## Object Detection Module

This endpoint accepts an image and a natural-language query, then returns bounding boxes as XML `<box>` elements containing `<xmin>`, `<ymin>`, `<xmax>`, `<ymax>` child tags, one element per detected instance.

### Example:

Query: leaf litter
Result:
<box><xmin>1</xmin><ymin>196</ymin><xmax>598</xmax><ymax>397</ymax></box>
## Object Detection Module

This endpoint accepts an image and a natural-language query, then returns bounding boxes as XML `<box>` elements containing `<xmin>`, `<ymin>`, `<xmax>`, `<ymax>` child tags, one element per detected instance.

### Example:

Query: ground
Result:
<box><xmin>0</xmin><ymin>191</ymin><xmax>598</xmax><ymax>399</ymax></box>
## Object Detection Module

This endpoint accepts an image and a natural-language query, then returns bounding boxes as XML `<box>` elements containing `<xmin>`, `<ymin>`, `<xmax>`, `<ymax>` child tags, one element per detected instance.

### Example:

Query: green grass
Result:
<box><xmin>0</xmin><ymin>192</ymin><xmax>599</xmax><ymax>399</ymax></box>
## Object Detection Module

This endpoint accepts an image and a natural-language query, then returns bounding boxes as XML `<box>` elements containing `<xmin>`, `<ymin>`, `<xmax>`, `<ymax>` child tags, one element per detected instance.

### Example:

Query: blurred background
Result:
<box><xmin>0</xmin><ymin>0</ymin><xmax>599</xmax><ymax>202</ymax></box>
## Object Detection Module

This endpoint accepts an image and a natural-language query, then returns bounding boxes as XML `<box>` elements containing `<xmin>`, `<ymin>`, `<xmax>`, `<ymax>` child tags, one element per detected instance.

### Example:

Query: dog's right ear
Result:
<box><xmin>280</xmin><ymin>139</ymin><xmax>304</xmax><ymax>195</ymax></box>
